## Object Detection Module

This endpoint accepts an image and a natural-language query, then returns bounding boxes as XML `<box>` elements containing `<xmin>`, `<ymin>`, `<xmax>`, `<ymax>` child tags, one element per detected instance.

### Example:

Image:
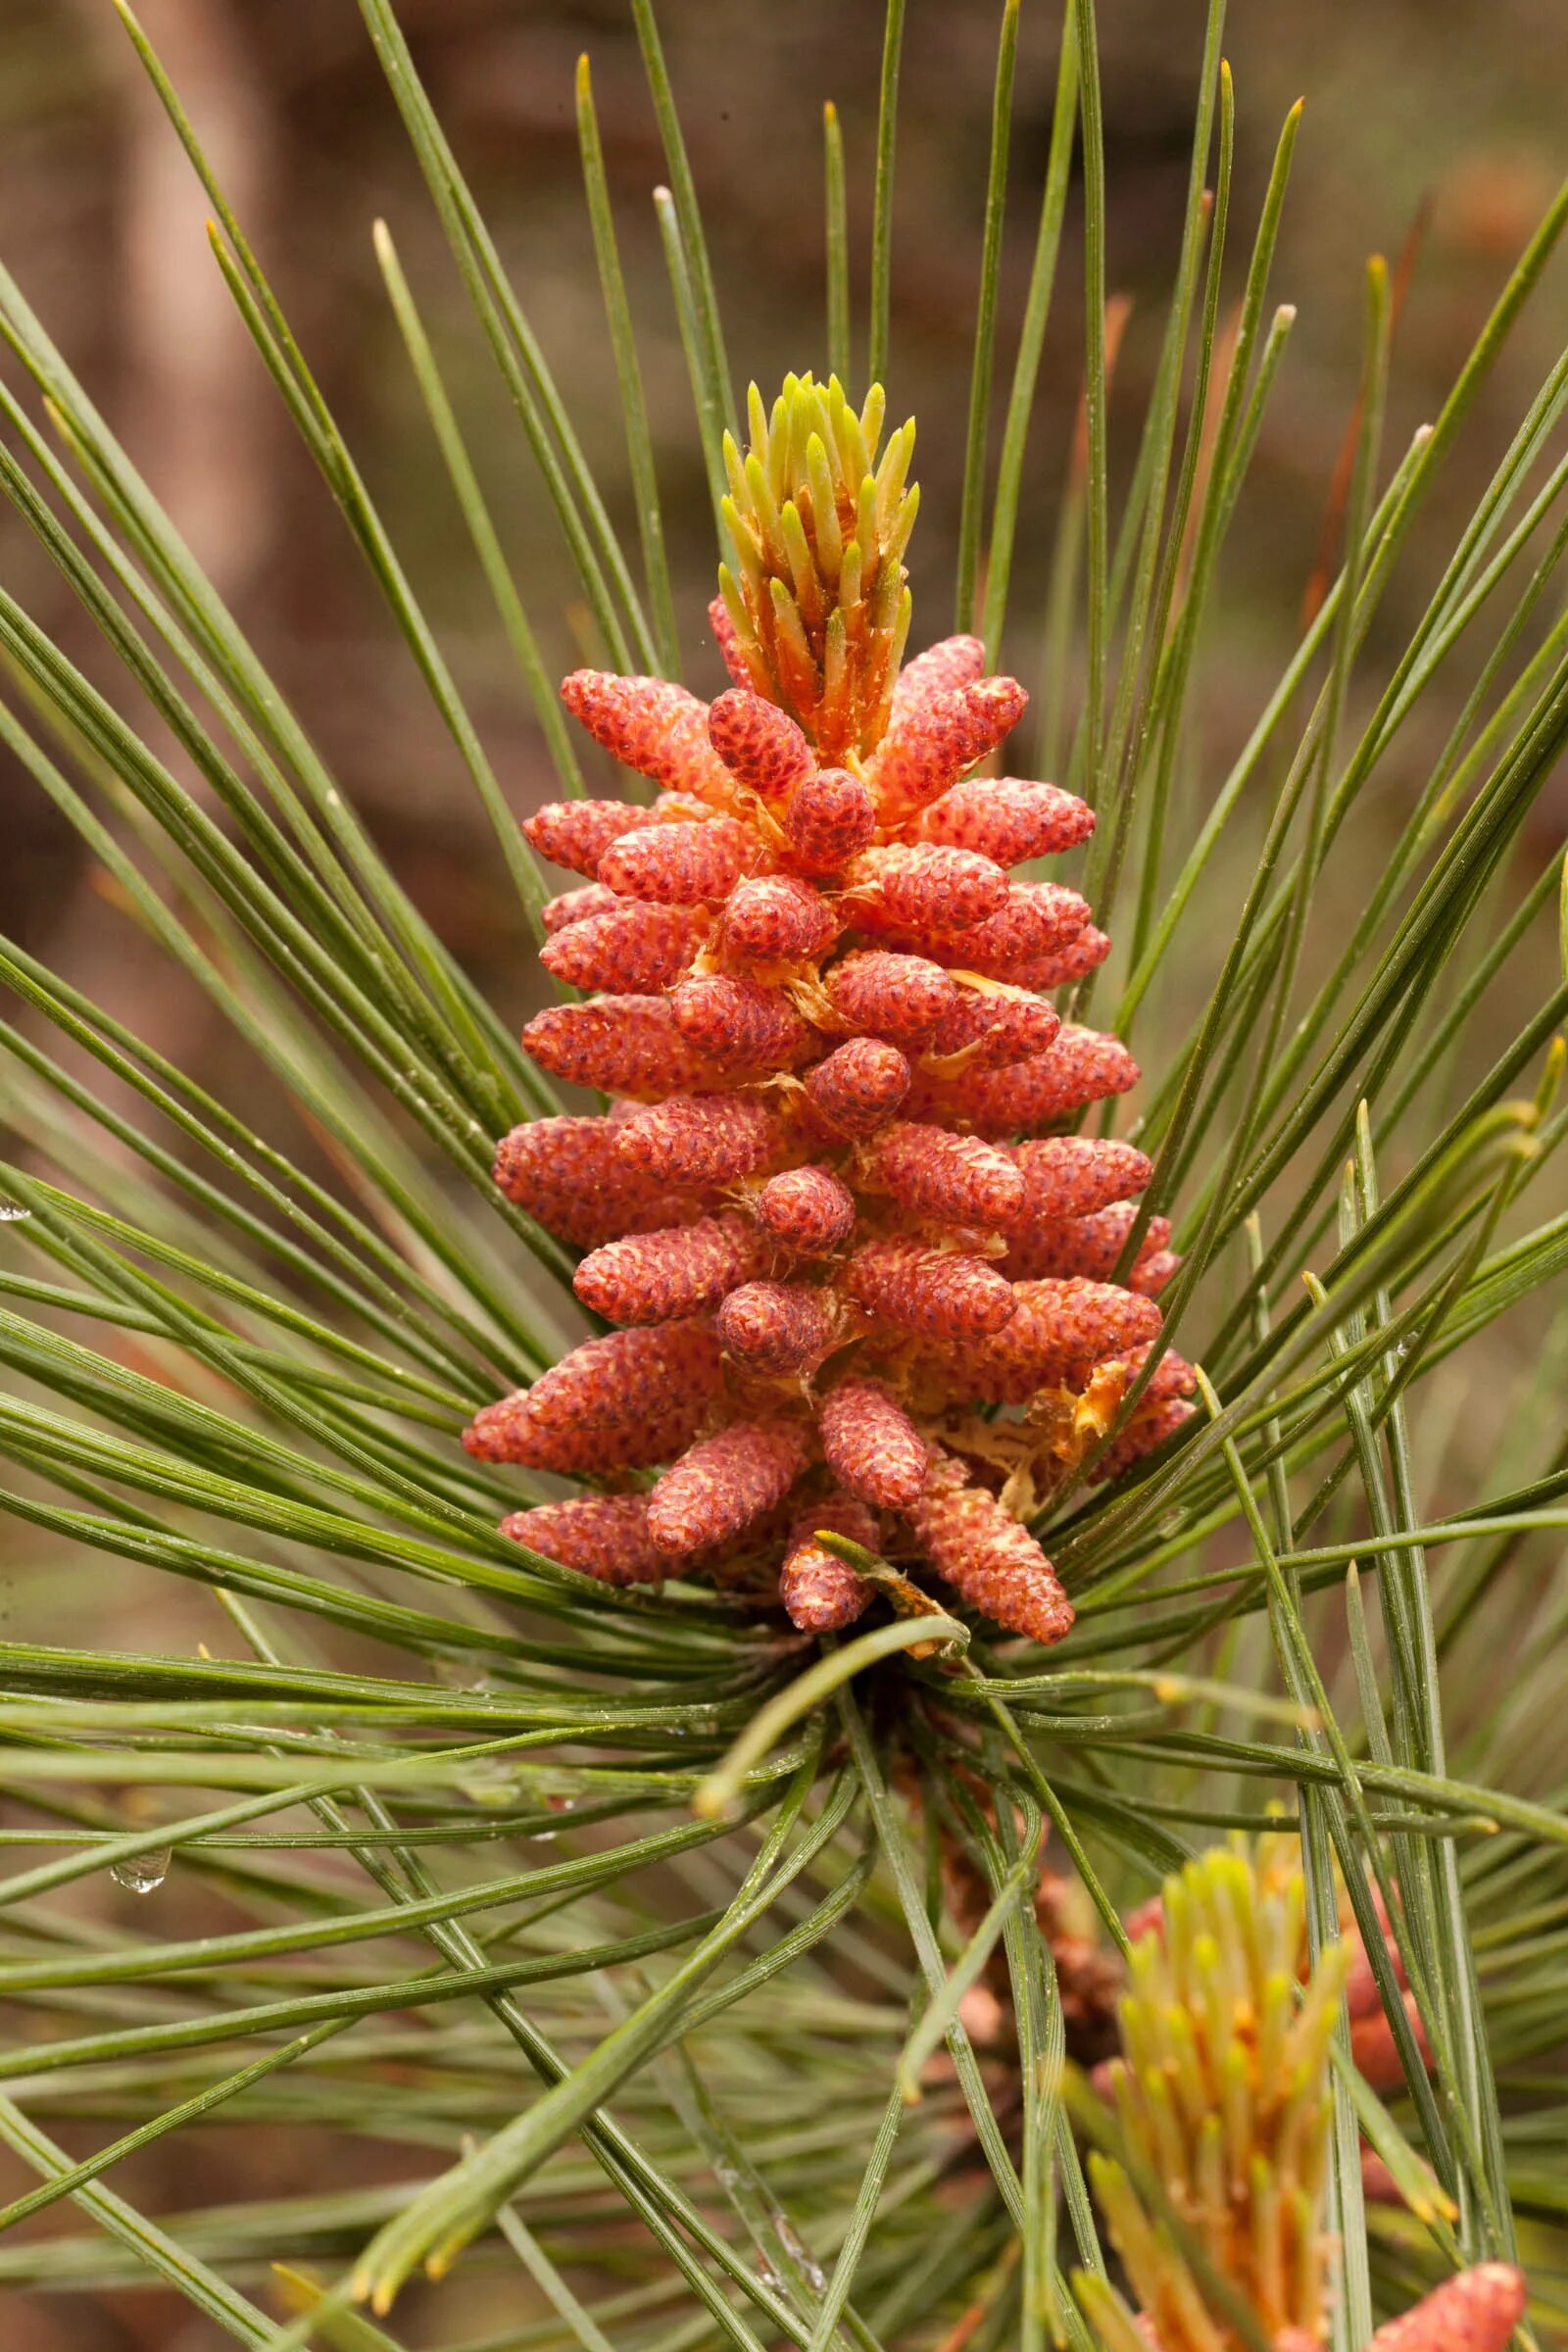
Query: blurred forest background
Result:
<box><xmin>0</xmin><ymin>0</ymin><xmax>1564</xmax><ymax>2344</ymax></box>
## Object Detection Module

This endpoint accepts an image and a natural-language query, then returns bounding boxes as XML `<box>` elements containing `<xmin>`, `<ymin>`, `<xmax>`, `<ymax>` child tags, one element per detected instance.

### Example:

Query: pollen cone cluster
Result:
<box><xmin>1080</xmin><ymin>1841</ymin><xmax>1524</xmax><ymax>2352</ymax></box>
<box><xmin>1122</xmin><ymin>1830</ymin><xmax>1434</xmax><ymax>2098</ymax></box>
<box><xmin>469</xmin><ymin>373</ymin><xmax>1195</xmax><ymax>1644</ymax></box>
<box><xmin>1082</xmin><ymin>1841</ymin><xmax>1351</xmax><ymax>2352</ymax></box>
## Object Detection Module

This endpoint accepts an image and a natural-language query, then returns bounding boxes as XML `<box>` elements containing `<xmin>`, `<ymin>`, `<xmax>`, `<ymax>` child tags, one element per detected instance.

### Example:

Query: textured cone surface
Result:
<box><xmin>541</xmin><ymin>880</ymin><xmax>622</xmax><ymax>932</ymax></box>
<box><xmin>708</xmin><ymin>688</ymin><xmax>813</xmax><ymax>797</ymax></box>
<box><xmin>784</xmin><ymin>766</ymin><xmax>878</xmax><ymax>868</ymax></box>
<box><xmin>501</xmin><ymin>1494</ymin><xmax>664</xmax><ymax>1586</ymax></box>
<box><xmin>871</xmin><ymin>675</ymin><xmax>1029</xmax><ymax>812</ymax></box>
<box><xmin>779</xmin><ymin>1496</ymin><xmax>879</xmax><ymax>1631</ymax></box>
<box><xmin>493</xmin><ymin>1116</ymin><xmax>691</xmax><ymax>1250</ymax></box>
<box><xmin>520</xmin><ymin>998</ymin><xmax>715</xmax><ymax>1099</ymax></box>
<box><xmin>540</xmin><ymin>900</ymin><xmax>709</xmax><ymax>993</ymax></box>
<box><xmin>849</xmin><ymin>842</ymin><xmax>1010</xmax><ymax>933</ymax></box>
<box><xmin>647</xmin><ymin>1420</ymin><xmax>809</xmax><ymax>1555</ymax></box>
<box><xmin>845</xmin><ymin>1239</ymin><xmax>1016</xmax><ymax>1339</ymax></box>
<box><xmin>722</xmin><ymin>870</ymin><xmax>841</xmax><ymax>960</ymax></box>
<box><xmin>1111</xmin><ymin>1341</ymin><xmax>1199</xmax><ymax>1403</ymax></box>
<box><xmin>755</xmin><ymin>1164</ymin><xmax>857</xmax><ymax>1253</ymax></box>
<box><xmin>826</xmin><ymin>949</ymin><xmax>957</xmax><ymax>1044</ymax></box>
<box><xmin>926</xmin><ymin>989</ymin><xmax>1061</xmax><ymax>1071</ymax></box>
<box><xmin>929</xmin><ymin>1025</ymin><xmax>1140</xmax><ymax>1135</ymax></box>
<box><xmin>1004</xmin><ymin>1136</ymin><xmax>1153</xmax><ymax>1224</ymax></box>
<box><xmin>598</xmin><ymin>816</ymin><xmax>752</xmax><ymax>904</ymax></box>
<box><xmin>1130</xmin><ymin>1247</ymin><xmax>1179</xmax><ymax>1297</ymax></box>
<box><xmin>669</xmin><ymin>974</ymin><xmax>811</xmax><ymax>1068</ymax></box>
<box><xmin>470</xmin><ymin>375</ymin><xmax>1177</xmax><ymax>1644</ymax></box>
<box><xmin>919</xmin><ymin>879</ymin><xmax>1094</xmax><ymax>975</ymax></box>
<box><xmin>521</xmin><ymin>1322</ymin><xmax>723</xmax><ymax>1433</ymax></box>
<box><xmin>574</xmin><ymin>1214</ymin><xmax>764</xmax><ymax>1325</ymax></box>
<box><xmin>942</xmin><ymin>1277</ymin><xmax>1163</xmax><ymax>1401</ymax></box>
<box><xmin>820</xmin><ymin>1378</ymin><xmax>927</xmax><ymax>1509</ymax></box>
<box><xmin>1001</xmin><ymin>1202</ymin><xmax>1174</xmax><ymax>1284</ymax></box>
<box><xmin>463</xmin><ymin>1390</ymin><xmax>702</xmax><ymax>1475</ymax></box>
<box><xmin>1091</xmin><ymin>1395</ymin><xmax>1195</xmax><ymax>1481</ymax></box>
<box><xmin>867</xmin><ymin>1121</ymin><xmax>1026</xmax><ymax>1228</ymax></box>
<box><xmin>561</xmin><ymin>670</ymin><xmax>734</xmax><ymax>801</ymax></box>
<box><xmin>523</xmin><ymin>797</ymin><xmax>658</xmax><ymax>878</ymax></box>
<box><xmin>906</xmin><ymin>1452</ymin><xmax>1072</xmax><ymax>1642</ymax></box>
<box><xmin>892</xmin><ymin>632</ymin><xmax>986</xmax><ymax>715</ymax></box>
<box><xmin>804</xmin><ymin>1037</ymin><xmax>912</xmax><ymax>1135</ymax></box>
<box><xmin>915</xmin><ymin>773</ymin><xmax>1096</xmax><ymax>861</ymax></box>
<box><xmin>717</xmin><ymin>1280</ymin><xmax>836</xmax><ymax>1374</ymax></box>
<box><xmin>614</xmin><ymin>1094</ymin><xmax>779</xmax><ymax>1185</ymax></box>
<box><xmin>1019</xmin><ymin>924</ymin><xmax>1111</xmax><ymax>988</ymax></box>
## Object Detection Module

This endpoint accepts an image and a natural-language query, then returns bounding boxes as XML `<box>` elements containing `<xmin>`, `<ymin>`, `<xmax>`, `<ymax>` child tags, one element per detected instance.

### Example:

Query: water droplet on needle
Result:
<box><xmin>112</xmin><ymin>1846</ymin><xmax>171</xmax><ymax>1894</ymax></box>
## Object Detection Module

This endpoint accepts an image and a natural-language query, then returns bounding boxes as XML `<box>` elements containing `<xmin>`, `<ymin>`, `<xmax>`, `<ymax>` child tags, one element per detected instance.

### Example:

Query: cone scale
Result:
<box><xmin>469</xmin><ymin>373</ymin><xmax>1197</xmax><ymax>1643</ymax></box>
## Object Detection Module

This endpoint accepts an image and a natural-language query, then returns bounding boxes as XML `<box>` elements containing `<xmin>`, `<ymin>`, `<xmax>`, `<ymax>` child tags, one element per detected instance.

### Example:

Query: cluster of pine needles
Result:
<box><xmin>0</xmin><ymin>1</ymin><xmax>1565</xmax><ymax>2347</ymax></box>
